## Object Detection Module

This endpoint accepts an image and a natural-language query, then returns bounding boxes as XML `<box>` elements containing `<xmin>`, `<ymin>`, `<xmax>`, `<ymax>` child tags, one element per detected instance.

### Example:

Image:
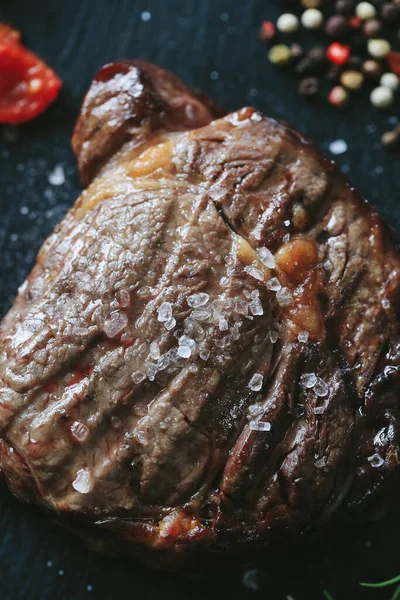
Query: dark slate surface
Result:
<box><xmin>1</xmin><ymin>1</ymin><xmax>400</xmax><ymax>599</ymax></box>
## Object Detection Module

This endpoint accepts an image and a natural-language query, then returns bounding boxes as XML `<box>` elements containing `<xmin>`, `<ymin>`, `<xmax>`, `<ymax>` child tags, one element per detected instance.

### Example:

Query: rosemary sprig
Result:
<box><xmin>323</xmin><ymin>591</ymin><xmax>335</xmax><ymax>600</ymax></box>
<box><xmin>360</xmin><ymin>574</ymin><xmax>400</xmax><ymax>589</ymax></box>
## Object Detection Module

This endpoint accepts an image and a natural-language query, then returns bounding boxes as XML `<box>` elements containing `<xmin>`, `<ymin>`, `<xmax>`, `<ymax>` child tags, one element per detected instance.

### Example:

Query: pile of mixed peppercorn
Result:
<box><xmin>259</xmin><ymin>0</ymin><xmax>400</xmax><ymax>145</ymax></box>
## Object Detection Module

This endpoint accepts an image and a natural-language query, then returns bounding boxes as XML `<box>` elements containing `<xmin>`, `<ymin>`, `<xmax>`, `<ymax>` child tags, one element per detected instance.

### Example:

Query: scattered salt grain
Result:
<box><xmin>132</xmin><ymin>371</ymin><xmax>146</xmax><ymax>384</ymax></box>
<box><xmin>219</xmin><ymin>276</ymin><xmax>231</xmax><ymax>287</ymax></box>
<box><xmin>302</xmin><ymin>372</ymin><xmax>317</xmax><ymax>388</ymax></box>
<box><xmin>234</xmin><ymin>299</ymin><xmax>249</xmax><ymax>315</ymax></box>
<box><xmin>157</xmin><ymin>302</ymin><xmax>172</xmax><ymax>323</ymax></box>
<box><xmin>20</xmin><ymin>206</ymin><xmax>29</xmax><ymax>215</ymax></box>
<box><xmin>116</xmin><ymin>288</ymin><xmax>131</xmax><ymax>308</ymax></box>
<box><xmin>284</xmin><ymin>220</ymin><xmax>290</xmax><ymax>227</ymax></box>
<box><xmin>72</xmin><ymin>469</ymin><xmax>91</xmax><ymax>494</ymax></box>
<box><xmin>283</xmin><ymin>233</ymin><xmax>291</xmax><ymax>243</ymax></box>
<box><xmin>298</xmin><ymin>331</ymin><xmax>309</xmax><ymax>343</ymax></box>
<box><xmin>258</xmin><ymin>247</ymin><xmax>275</xmax><ymax>268</ymax></box>
<box><xmin>150</xmin><ymin>342</ymin><xmax>160</xmax><ymax>360</ymax></box>
<box><xmin>249</xmin><ymin>403</ymin><xmax>263</xmax><ymax>417</ymax></box>
<box><xmin>245</xmin><ymin>265</ymin><xmax>264</xmax><ymax>281</ymax></box>
<box><xmin>192</xmin><ymin>308</ymin><xmax>212</xmax><ymax>321</ymax></box>
<box><xmin>179</xmin><ymin>335</ymin><xmax>196</xmax><ymax>350</ymax></box>
<box><xmin>111</xmin><ymin>416</ymin><xmax>121</xmax><ymax>428</ymax></box>
<box><xmin>323</xmin><ymin>260</ymin><xmax>332</xmax><ymax>270</ymax></box>
<box><xmin>219</xmin><ymin>318</ymin><xmax>229</xmax><ymax>331</ymax></box>
<box><xmin>329</xmin><ymin>139</ymin><xmax>348</xmax><ymax>155</ymax></box>
<box><xmin>156</xmin><ymin>355</ymin><xmax>170</xmax><ymax>370</ymax></box>
<box><xmin>200</xmin><ymin>349</ymin><xmax>210</xmax><ymax>360</ymax></box>
<box><xmin>48</xmin><ymin>164</ymin><xmax>65</xmax><ymax>186</ymax></box>
<box><xmin>47</xmin><ymin>561</ymin><xmax>52</xmax><ymax>568</ymax></box>
<box><xmin>146</xmin><ymin>363</ymin><xmax>158</xmax><ymax>381</ymax></box>
<box><xmin>70</xmin><ymin>420</ymin><xmax>89</xmax><ymax>442</ymax></box>
<box><xmin>187</xmin><ymin>293</ymin><xmax>209</xmax><ymax>308</ymax></box>
<box><xmin>267</xmin><ymin>277</ymin><xmax>281</xmax><ymax>292</ymax></box>
<box><xmin>382</xmin><ymin>298</ymin><xmax>390</xmax><ymax>309</ymax></box>
<box><xmin>248</xmin><ymin>373</ymin><xmax>263</xmax><ymax>391</ymax></box>
<box><xmin>164</xmin><ymin>317</ymin><xmax>176</xmax><ymax>331</ymax></box>
<box><xmin>269</xmin><ymin>330</ymin><xmax>279</xmax><ymax>344</ymax></box>
<box><xmin>242</xmin><ymin>568</ymin><xmax>259</xmax><ymax>592</ymax></box>
<box><xmin>250</xmin><ymin>289</ymin><xmax>260</xmax><ymax>299</ymax></box>
<box><xmin>141</xmin><ymin>11</ymin><xmax>151</xmax><ymax>21</ymax></box>
<box><xmin>315</xmin><ymin>457</ymin><xmax>327</xmax><ymax>468</ymax></box>
<box><xmin>368</xmin><ymin>453</ymin><xmax>384</xmax><ymax>468</ymax></box>
<box><xmin>250</xmin><ymin>421</ymin><xmax>271</xmax><ymax>432</ymax></box>
<box><xmin>313</xmin><ymin>405</ymin><xmax>326</xmax><ymax>415</ymax></box>
<box><xmin>59</xmin><ymin>570</ymin><xmax>64</xmax><ymax>576</ymax></box>
<box><xmin>87</xmin><ymin>585</ymin><xmax>93</xmax><ymax>592</ymax></box>
<box><xmin>103</xmin><ymin>312</ymin><xmax>128</xmax><ymax>338</ymax></box>
<box><xmin>249</xmin><ymin>298</ymin><xmax>264</xmax><ymax>316</ymax></box>
<box><xmin>178</xmin><ymin>345</ymin><xmax>192</xmax><ymax>358</ymax></box>
<box><xmin>276</xmin><ymin>287</ymin><xmax>293</xmax><ymax>307</ymax></box>
<box><xmin>314</xmin><ymin>377</ymin><xmax>329</xmax><ymax>397</ymax></box>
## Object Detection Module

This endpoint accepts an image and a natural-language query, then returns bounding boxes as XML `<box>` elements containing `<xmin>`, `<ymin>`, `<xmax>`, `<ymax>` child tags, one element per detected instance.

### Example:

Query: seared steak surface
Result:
<box><xmin>0</xmin><ymin>60</ymin><xmax>399</xmax><ymax>563</ymax></box>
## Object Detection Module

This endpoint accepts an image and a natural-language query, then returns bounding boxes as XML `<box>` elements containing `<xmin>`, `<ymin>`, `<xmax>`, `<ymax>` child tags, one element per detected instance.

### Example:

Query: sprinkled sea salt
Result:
<box><xmin>70</xmin><ymin>420</ymin><xmax>89</xmax><ymax>442</ymax></box>
<box><xmin>258</xmin><ymin>246</ymin><xmax>275</xmax><ymax>268</ymax></box>
<box><xmin>249</xmin><ymin>298</ymin><xmax>263</xmax><ymax>316</ymax></box>
<box><xmin>276</xmin><ymin>287</ymin><xmax>293</xmax><ymax>307</ymax></box>
<box><xmin>164</xmin><ymin>317</ymin><xmax>176</xmax><ymax>331</ymax></box>
<box><xmin>200</xmin><ymin>349</ymin><xmax>210</xmax><ymax>360</ymax></box>
<box><xmin>141</xmin><ymin>11</ymin><xmax>151</xmax><ymax>21</ymax></box>
<box><xmin>157</xmin><ymin>302</ymin><xmax>172</xmax><ymax>323</ymax></box>
<box><xmin>132</xmin><ymin>371</ymin><xmax>146</xmax><ymax>384</ymax></box>
<box><xmin>48</xmin><ymin>164</ymin><xmax>65</xmax><ymax>186</ymax></box>
<box><xmin>219</xmin><ymin>276</ymin><xmax>231</xmax><ymax>287</ymax></box>
<box><xmin>284</xmin><ymin>220</ymin><xmax>290</xmax><ymax>227</ymax></box>
<box><xmin>250</xmin><ymin>421</ymin><xmax>271</xmax><ymax>432</ymax></box>
<box><xmin>234</xmin><ymin>299</ymin><xmax>249</xmax><ymax>315</ymax></box>
<box><xmin>72</xmin><ymin>469</ymin><xmax>91</xmax><ymax>494</ymax></box>
<box><xmin>178</xmin><ymin>345</ymin><xmax>192</xmax><ymax>358</ymax></box>
<box><xmin>249</xmin><ymin>403</ymin><xmax>263</xmax><ymax>417</ymax></box>
<box><xmin>179</xmin><ymin>335</ymin><xmax>196</xmax><ymax>350</ymax></box>
<box><xmin>150</xmin><ymin>341</ymin><xmax>160</xmax><ymax>360</ymax></box>
<box><xmin>267</xmin><ymin>277</ymin><xmax>281</xmax><ymax>292</ymax></box>
<box><xmin>192</xmin><ymin>308</ymin><xmax>212</xmax><ymax>321</ymax></box>
<box><xmin>269</xmin><ymin>330</ymin><xmax>279</xmax><ymax>344</ymax></box>
<box><xmin>314</xmin><ymin>377</ymin><xmax>329</xmax><ymax>397</ymax></box>
<box><xmin>242</xmin><ymin>568</ymin><xmax>259</xmax><ymax>592</ymax></box>
<box><xmin>248</xmin><ymin>373</ymin><xmax>263</xmax><ymax>391</ymax></box>
<box><xmin>298</xmin><ymin>331</ymin><xmax>309</xmax><ymax>343</ymax></box>
<box><xmin>250</xmin><ymin>290</ymin><xmax>260</xmax><ymax>299</ymax></box>
<box><xmin>187</xmin><ymin>293</ymin><xmax>209</xmax><ymax>308</ymax></box>
<box><xmin>87</xmin><ymin>585</ymin><xmax>93</xmax><ymax>592</ymax></box>
<box><xmin>156</xmin><ymin>355</ymin><xmax>170</xmax><ymax>370</ymax></box>
<box><xmin>368</xmin><ymin>453</ymin><xmax>384</xmax><ymax>468</ymax></box>
<box><xmin>47</xmin><ymin>561</ymin><xmax>52</xmax><ymax>568</ymax></box>
<box><xmin>302</xmin><ymin>372</ymin><xmax>317</xmax><ymax>388</ymax></box>
<box><xmin>59</xmin><ymin>570</ymin><xmax>64</xmax><ymax>576</ymax></box>
<box><xmin>245</xmin><ymin>265</ymin><xmax>264</xmax><ymax>281</ymax></box>
<box><xmin>103</xmin><ymin>312</ymin><xmax>128</xmax><ymax>338</ymax></box>
<box><xmin>382</xmin><ymin>298</ymin><xmax>390</xmax><ymax>309</ymax></box>
<box><xmin>315</xmin><ymin>457</ymin><xmax>327</xmax><ymax>468</ymax></box>
<box><xmin>283</xmin><ymin>233</ymin><xmax>291</xmax><ymax>243</ymax></box>
<box><xmin>329</xmin><ymin>139</ymin><xmax>348</xmax><ymax>155</ymax></box>
<box><xmin>217</xmin><ymin>317</ymin><xmax>228</xmax><ymax>332</ymax></box>
<box><xmin>313</xmin><ymin>405</ymin><xmax>326</xmax><ymax>415</ymax></box>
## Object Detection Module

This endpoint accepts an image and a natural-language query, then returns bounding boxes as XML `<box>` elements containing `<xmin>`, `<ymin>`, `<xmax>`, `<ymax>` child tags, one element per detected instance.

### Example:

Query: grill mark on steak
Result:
<box><xmin>0</xmin><ymin>61</ymin><xmax>400</xmax><ymax>563</ymax></box>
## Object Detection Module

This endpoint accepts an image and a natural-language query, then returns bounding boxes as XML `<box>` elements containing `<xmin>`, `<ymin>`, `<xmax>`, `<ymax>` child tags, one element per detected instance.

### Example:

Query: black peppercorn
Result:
<box><xmin>298</xmin><ymin>77</ymin><xmax>319</xmax><ymax>97</ymax></box>
<box><xmin>326</xmin><ymin>64</ymin><xmax>341</xmax><ymax>81</ymax></box>
<box><xmin>308</xmin><ymin>46</ymin><xmax>328</xmax><ymax>66</ymax></box>
<box><xmin>325</xmin><ymin>15</ymin><xmax>349</xmax><ymax>37</ymax></box>
<box><xmin>335</xmin><ymin>0</ymin><xmax>355</xmax><ymax>16</ymax></box>
<box><xmin>362</xmin><ymin>59</ymin><xmax>383</xmax><ymax>79</ymax></box>
<box><xmin>290</xmin><ymin>43</ymin><xmax>304</xmax><ymax>61</ymax></box>
<box><xmin>363</xmin><ymin>18</ymin><xmax>383</xmax><ymax>37</ymax></box>
<box><xmin>381</xmin><ymin>2</ymin><xmax>400</xmax><ymax>23</ymax></box>
<box><xmin>348</xmin><ymin>55</ymin><xmax>362</xmax><ymax>69</ymax></box>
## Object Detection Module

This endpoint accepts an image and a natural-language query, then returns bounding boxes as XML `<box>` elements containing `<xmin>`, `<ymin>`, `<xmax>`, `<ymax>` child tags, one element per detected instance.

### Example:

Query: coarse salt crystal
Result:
<box><xmin>368</xmin><ymin>453</ymin><xmax>384</xmax><ymax>468</ymax></box>
<box><xmin>258</xmin><ymin>247</ymin><xmax>275</xmax><ymax>268</ymax></box>
<box><xmin>245</xmin><ymin>265</ymin><xmax>264</xmax><ymax>281</ymax></box>
<box><xmin>141</xmin><ymin>10</ymin><xmax>151</xmax><ymax>21</ymax></box>
<box><xmin>249</xmin><ymin>402</ymin><xmax>263</xmax><ymax>417</ymax></box>
<box><xmin>329</xmin><ymin>139</ymin><xmax>348</xmax><ymax>155</ymax></box>
<box><xmin>283</xmin><ymin>233</ymin><xmax>291</xmax><ymax>243</ymax></box>
<box><xmin>70</xmin><ymin>420</ymin><xmax>89</xmax><ymax>442</ymax></box>
<box><xmin>200</xmin><ymin>349</ymin><xmax>210</xmax><ymax>360</ymax></box>
<box><xmin>248</xmin><ymin>373</ymin><xmax>263</xmax><ymax>391</ymax></box>
<box><xmin>103</xmin><ymin>312</ymin><xmax>128</xmax><ymax>338</ymax></box>
<box><xmin>314</xmin><ymin>377</ymin><xmax>329</xmax><ymax>397</ymax></box>
<box><xmin>250</xmin><ymin>289</ymin><xmax>260</xmax><ymax>299</ymax></box>
<box><xmin>302</xmin><ymin>372</ymin><xmax>317</xmax><ymax>388</ymax></box>
<box><xmin>132</xmin><ymin>371</ymin><xmax>146</xmax><ymax>384</ymax></box>
<box><xmin>187</xmin><ymin>293</ymin><xmax>209</xmax><ymax>308</ymax></box>
<box><xmin>146</xmin><ymin>363</ymin><xmax>158</xmax><ymax>381</ymax></box>
<box><xmin>267</xmin><ymin>277</ymin><xmax>281</xmax><ymax>292</ymax></box>
<box><xmin>276</xmin><ymin>287</ymin><xmax>293</xmax><ymax>307</ymax></box>
<box><xmin>250</xmin><ymin>421</ymin><xmax>271</xmax><ymax>432</ymax></box>
<box><xmin>192</xmin><ymin>308</ymin><xmax>212</xmax><ymax>321</ymax></box>
<box><xmin>315</xmin><ymin>457</ymin><xmax>327</xmax><ymax>468</ymax></box>
<box><xmin>313</xmin><ymin>405</ymin><xmax>326</xmax><ymax>415</ymax></box>
<box><xmin>72</xmin><ymin>469</ymin><xmax>91</xmax><ymax>494</ymax></box>
<box><xmin>179</xmin><ymin>335</ymin><xmax>196</xmax><ymax>351</ymax></box>
<box><xmin>48</xmin><ymin>164</ymin><xmax>65</xmax><ymax>186</ymax></box>
<box><xmin>249</xmin><ymin>298</ymin><xmax>264</xmax><ymax>316</ymax></box>
<box><xmin>284</xmin><ymin>220</ymin><xmax>290</xmax><ymax>227</ymax></box>
<box><xmin>116</xmin><ymin>288</ymin><xmax>131</xmax><ymax>308</ymax></box>
<box><xmin>219</xmin><ymin>276</ymin><xmax>231</xmax><ymax>287</ymax></box>
<box><xmin>157</xmin><ymin>302</ymin><xmax>172</xmax><ymax>322</ymax></box>
<box><xmin>269</xmin><ymin>330</ymin><xmax>279</xmax><ymax>344</ymax></box>
<box><xmin>234</xmin><ymin>299</ymin><xmax>249</xmax><ymax>315</ymax></box>
<box><xmin>156</xmin><ymin>355</ymin><xmax>170</xmax><ymax>370</ymax></box>
<box><xmin>298</xmin><ymin>331</ymin><xmax>309</xmax><ymax>343</ymax></box>
<box><xmin>164</xmin><ymin>317</ymin><xmax>176</xmax><ymax>331</ymax></box>
<box><xmin>178</xmin><ymin>345</ymin><xmax>192</xmax><ymax>358</ymax></box>
<box><xmin>111</xmin><ymin>416</ymin><xmax>121</xmax><ymax>428</ymax></box>
<box><xmin>382</xmin><ymin>299</ymin><xmax>390</xmax><ymax>309</ymax></box>
<box><xmin>150</xmin><ymin>341</ymin><xmax>160</xmax><ymax>360</ymax></box>
<box><xmin>219</xmin><ymin>318</ymin><xmax>229</xmax><ymax>331</ymax></box>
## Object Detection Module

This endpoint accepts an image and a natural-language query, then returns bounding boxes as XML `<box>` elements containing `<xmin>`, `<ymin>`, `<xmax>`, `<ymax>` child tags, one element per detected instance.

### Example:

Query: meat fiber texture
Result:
<box><xmin>0</xmin><ymin>59</ymin><xmax>399</xmax><ymax>568</ymax></box>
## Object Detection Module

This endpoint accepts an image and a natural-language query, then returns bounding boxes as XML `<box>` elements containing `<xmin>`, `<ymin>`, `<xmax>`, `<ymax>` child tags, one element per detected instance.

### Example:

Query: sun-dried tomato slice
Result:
<box><xmin>0</xmin><ymin>26</ymin><xmax>61</xmax><ymax>125</ymax></box>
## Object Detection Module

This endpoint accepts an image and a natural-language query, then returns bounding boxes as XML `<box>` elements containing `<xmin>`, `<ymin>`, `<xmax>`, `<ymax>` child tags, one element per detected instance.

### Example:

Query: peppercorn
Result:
<box><xmin>341</xmin><ymin>69</ymin><xmax>364</xmax><ymax>89</ymax></box>
<box><xmin>381</xmin><ymin>3</ymin><xmax>400</xmax><ymax>23</ymax></box>
<box><xmin>335</xmin><ymin>0</ymin><xmax>355</xmax><ymax>16</ymax></box>
<box><xmin>277</xmin><ymin>13</ymin><xmax>299</xmax><ymax>33</ymax></box>
<box><xmin>362</xmin><ymin>59</ymin><xmax>383</xmax><ymax>79</ymax></box>
<box><xmin>349</xmin><ymin>16</ymin><xmax>362</xmax><ymax>28</ymax></box>
<box><xmin>301</xmin><ymin>8</ymin><xmax>324</xmax><ymax>29</ymax></box>
<box><xmin>259</xmin><ymin>21</ymin><xmax>276</xmax><ymax>44</ymax></box>
<box><xmin>268</xmin><ymin>44</ymin><xmax>291</xmax><ymax>65</ymax></box>
<box><xmin>328</xmin><ymin>85</ymin><xmax>349</xmax><ymax>106</ymax></box>
<box><xmin>308</xmin><ymin>46</ymin><xmax>327</xmax><ymax>64</ymax></box>
<box><xmin>325</xmin><ymin>15</ymin><xmax>350</xmax><ymax>37</ymax></box>
<box><xmin>301</xmin><ymin>0</ymin><xmax>321</xmax><ymax>7</ymax></box>
<box><xmin>295</xmin><ymin>57</ymin><xmax>315</xmax><ymax>75</ymax></box>
<box><xmin>348</xmin><ymin>55</ymin><xmax>362</xmax><ymax>68</ymax></box>
<box><xmin>290</xmin><ymin>43</ymin><xmax>304</xmax><ymax>61</ymax></box>
<box><xmin>370</xmin><ymin>85</ymin><xmax>394</xmax><ymax>107</ymax></box>
<box><xmin>380</xmin><ymin>72</ymin><xmax>399</xmax><ymax>89</ymax></box>
<box><xmin>363</xmin><ymin>18</ymin><xmax>383</xmax><ymax>37</ymax></box>
<box><xmin>356</xmin><ymin>2</ymin><xmax>377</xmax><ymax>20</ymax></box>
<box><xmin>368</xmin><ymin>38</ymin><xmax>391</xmax><ymax>57</ymax></box>
<box><xmin>326</xmin><ymin>64</ymin><xmax>341</xmax><ymax>81</ymax></box>
<box><xmin>327</xmin><ymin>42</ymin><xmax>351</xmax><ymax>65</ymax></box>
<box><xmin>381</xmin><ymin>126</ymin><xmax>400</xmax><ymax>147</ymax></box>
<box><xmin>298</xmin><ymin>77</ymin><xmax>319</xmax><ymax>97</ymax></box>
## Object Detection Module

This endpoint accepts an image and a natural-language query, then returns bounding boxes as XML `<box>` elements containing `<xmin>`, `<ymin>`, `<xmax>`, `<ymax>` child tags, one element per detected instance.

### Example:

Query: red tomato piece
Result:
<box><xmin>327</xmin><ymin>42</ymin><xmax>350</xmax><ymax>66</ymax></box>
<box><xmin>0</xmin><ymin>36</ymin><xmax>61</xmax><ymax>124</ymax></box>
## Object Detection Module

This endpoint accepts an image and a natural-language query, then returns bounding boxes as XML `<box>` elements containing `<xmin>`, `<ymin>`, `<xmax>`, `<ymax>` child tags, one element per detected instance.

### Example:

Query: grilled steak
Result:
<box><xmin>0</xmin><ymin>60</ymin><xmax>399</xmax><ymax>568</ymax></box>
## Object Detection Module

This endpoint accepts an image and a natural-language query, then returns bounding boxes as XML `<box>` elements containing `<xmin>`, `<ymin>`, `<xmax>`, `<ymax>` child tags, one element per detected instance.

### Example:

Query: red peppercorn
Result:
<box><xmin>259</xmin><ymin>21</ymin><xmax>276</xmax><ymax>44</ymax></box>
<box><xmin>327</xmin><ymin>42</ymin><xmax>351</xmax><ymax>66</ymax></box>
<box><xmin>349</xmin><ymin>16</ymin><xmax>361</xmax><ymax>28</ymax></box>
<box><xmin>328</xmin><ymin>85</ymin><xmax>349</xmax><ymax>106</ymax></box>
